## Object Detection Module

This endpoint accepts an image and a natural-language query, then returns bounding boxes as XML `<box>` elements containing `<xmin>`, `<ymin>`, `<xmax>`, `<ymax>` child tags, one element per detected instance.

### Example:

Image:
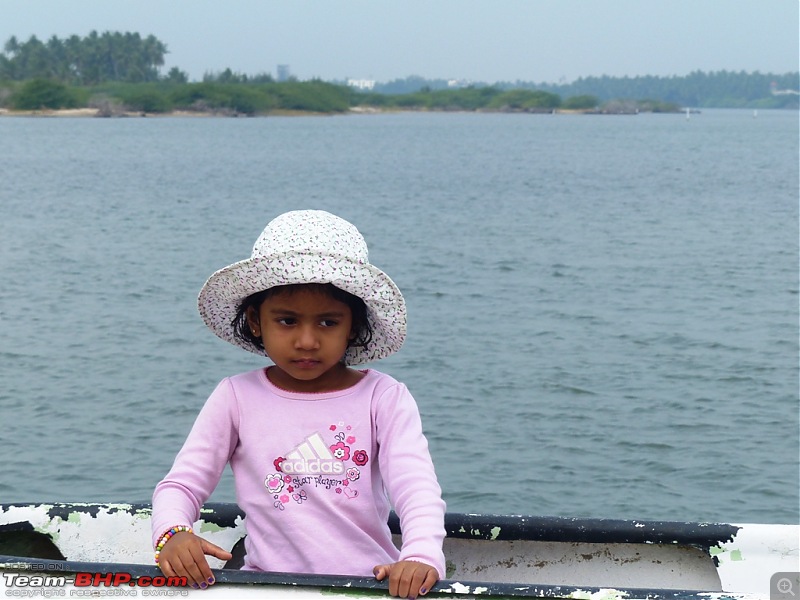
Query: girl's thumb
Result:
<box><xmin>373</xmin><ymin>565</ymin><xmax>388</xmax><ymax>580</ymax></box>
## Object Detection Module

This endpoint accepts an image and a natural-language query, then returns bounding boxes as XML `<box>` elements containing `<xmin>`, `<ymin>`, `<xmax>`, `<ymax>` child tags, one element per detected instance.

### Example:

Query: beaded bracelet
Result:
<box><xmin>154</xmin><ymin>525</ymin><xmax>193</xmax><ymax>564</ymax></box>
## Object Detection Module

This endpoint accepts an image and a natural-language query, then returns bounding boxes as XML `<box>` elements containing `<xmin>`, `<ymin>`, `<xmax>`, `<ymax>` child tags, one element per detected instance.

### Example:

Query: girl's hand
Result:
<box><xmin>157</xmin><ymin>531</ymin><xmax>233</xmax><ymax>590</ymax></box>
<box><xmin>373</xmin><ymin>560</ymin><xmax>438</xmax><ymax>599</ymax></box>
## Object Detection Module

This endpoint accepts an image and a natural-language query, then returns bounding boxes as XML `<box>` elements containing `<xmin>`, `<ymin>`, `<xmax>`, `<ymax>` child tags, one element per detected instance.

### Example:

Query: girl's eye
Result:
<box><xmin>320</xmin><ymin>319</ymin><xmax>338</xmax><ymax>327</ymax></box>
<box><xmin>277</xmin><ymin>317</ymin><xmax>296</xmax><ymax>326</ymax></box>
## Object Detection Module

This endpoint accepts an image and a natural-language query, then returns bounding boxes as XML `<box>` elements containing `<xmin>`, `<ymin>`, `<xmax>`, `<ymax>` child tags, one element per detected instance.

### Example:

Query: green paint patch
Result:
<box><xmin>199</xmin><ymin>522</ymin><xmax>225</xmax><ymax>534</ymax></box>
<box><xmin>489</xmin><ymin>526</ymin><xmax>501</xmax><ymax>540</ymax></box>
<box><xmin>67</xmin><ymin>513</ymin><xmax>82</xmax><ymax>524</ymax></box>
<box><xmin>445</xmin><ymin>560</ymin><xmax>457</xmax><ymax>579</ymax></box>
<box><xmin>709</xmin><ymin>545</ymin><xmax>743</xmax><ymax>563</ymax></box>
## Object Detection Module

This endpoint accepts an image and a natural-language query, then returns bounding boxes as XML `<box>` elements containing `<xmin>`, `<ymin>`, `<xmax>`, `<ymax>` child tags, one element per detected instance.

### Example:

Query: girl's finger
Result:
<box><xmin>407</xmin><ymin>569</ymin><xmax>428</xmax><ymax>599</ymax></box>
<box><xmin>158</xmin><ymin>559</ymin><xmax>175</xmax><ymax>578</ymax></box>
<box><xmin>189</xmin><ymin>543</ymin><xmax>217</xmax><ymax>586</ymax></box>
<box><xmin>420</xmin><ymin>569</ymin><xmax>438</xmax><ymax>595</ymax></box>
<box><xmin>173</xmin><ymin>552</ymin><xmax>206</xmax><ymax>589</ymax></box>
<box><xmin>201</xmin><ymin>539</ymin><xmax>234</xmax><ymax>561</ymax></box>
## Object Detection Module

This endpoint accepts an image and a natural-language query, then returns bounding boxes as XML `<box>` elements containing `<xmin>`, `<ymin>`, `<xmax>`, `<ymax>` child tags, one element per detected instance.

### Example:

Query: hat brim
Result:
<box><xmin>197</xmin><ymin>252</ymin><xmax>406</xmax><ymax>366</ymax></box>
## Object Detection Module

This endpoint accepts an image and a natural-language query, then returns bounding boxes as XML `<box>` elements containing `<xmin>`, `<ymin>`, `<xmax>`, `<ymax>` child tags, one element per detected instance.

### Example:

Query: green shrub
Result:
<box><xmin>0</xmin><ymin>83</ymin><xmax>16</xmax><ymax>107</ymax></box>
<box><xmin>488</xmin><ymin>89</ymin><xmax>561</xmax><ymax>111</ymax></box>
<box><xmin>169</xmin><ymin>83</ymin><xmax>275</xmax><ymax>114</ymax></box>
<box><xmin>562</xmin><ymin>95</ymin><xmax>599</xmax><ymax>110</ymax></box>
<box><xmin>351</xmin><ymin>91</ymin><xmax>389</xmax><ymax>107</ymax></box>
<box><xmin>10</xmin><ymin>79</ymin><xmax>78</xmax><ymax>109</ymax></box>
<box><xmin>115</xmin><ymin>85</ymin><xmax>171</xmax><ymax>113</ymax></box>
<box><xmin>268</xmin><ymin>81</ymin><xmax>350</xmax><ymax>112</ymax></box>
<box><xmin>636</xmin><ymin>98</ymin><xmax>681</xmax><ymax>113</ymax></box>
<box><xmin>225</xmin><ymin>86</ymin><xmax>273</xmax><ymax>114</ymax></box>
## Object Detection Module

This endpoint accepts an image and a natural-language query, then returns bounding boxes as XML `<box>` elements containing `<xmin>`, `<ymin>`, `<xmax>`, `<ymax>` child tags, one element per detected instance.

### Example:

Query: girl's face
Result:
<box><xmin>245</xmin><ymin>286</ymin><xmax>357</xmax><ymax>393</ymax></box>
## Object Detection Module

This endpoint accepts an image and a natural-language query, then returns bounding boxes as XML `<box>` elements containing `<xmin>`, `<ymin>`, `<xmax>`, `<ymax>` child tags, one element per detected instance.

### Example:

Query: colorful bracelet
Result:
<box><xmin>154</xmin><ymin>525</ymin><xmax>193</xmax><ymax>564</ymax></box>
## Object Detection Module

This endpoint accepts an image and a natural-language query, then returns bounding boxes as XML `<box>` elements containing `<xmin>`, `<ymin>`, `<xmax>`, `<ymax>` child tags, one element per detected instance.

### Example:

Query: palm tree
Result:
<box><xmin>64</xmin><ymin>34</ymin><xmax>83</xmax><ymax>84</ymax></box>
<box><xmin>20</xmin><ymin>35</ymin><xmax>51</xmax><ymax>80</ymax></box>
<box><xmin>46</xmin><ymin>35</ymin><xmax>68</xmax><ymax>80</ymax></box>
<box><xmin>4</xmin><ymin>35</ymin><xmax>20</xmax><ymax>56</ymax></box>
<box><xmin>142</xmin><ymin>34</ymin><xmax>167</xmax><ymax>81</ymax></box>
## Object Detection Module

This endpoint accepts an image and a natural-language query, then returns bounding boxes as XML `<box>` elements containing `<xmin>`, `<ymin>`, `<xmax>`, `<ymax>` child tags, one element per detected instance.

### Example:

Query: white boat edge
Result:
<box><xmin>0</xmin><ymin>502</ymin><xmax>796</xmax><ymax>599</ymax></box>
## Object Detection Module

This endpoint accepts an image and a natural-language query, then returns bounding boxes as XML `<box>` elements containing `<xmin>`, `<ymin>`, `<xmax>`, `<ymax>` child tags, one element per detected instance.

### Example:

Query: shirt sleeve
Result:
<box><xmin>373</xmin><ymin>382</ymin><xmax>447</xmax><ymax>578</ymax></box>
<box><xmin>151</xmin><ymin>378</ymin><xmax>240</xmax><ymax>548</ymax></box>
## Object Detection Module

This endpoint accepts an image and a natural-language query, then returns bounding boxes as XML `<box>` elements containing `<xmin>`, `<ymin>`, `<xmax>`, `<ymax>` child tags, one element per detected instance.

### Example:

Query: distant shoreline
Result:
<box><xmin>0</xmin><ymin>106</ymin><xmax>686</xmax><ymax>118</ymax></box>
<box><xmin>0</xmin><ymin>107</ymin><xmax>304</xmax><ymax>118</ymax></box>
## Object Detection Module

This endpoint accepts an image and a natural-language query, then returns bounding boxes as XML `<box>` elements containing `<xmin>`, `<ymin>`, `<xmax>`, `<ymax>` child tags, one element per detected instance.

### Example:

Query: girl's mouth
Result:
<box><xmin>292</xmin><ymin>359</ymin><xmax>320</xmax><ymax>369</ymax></box>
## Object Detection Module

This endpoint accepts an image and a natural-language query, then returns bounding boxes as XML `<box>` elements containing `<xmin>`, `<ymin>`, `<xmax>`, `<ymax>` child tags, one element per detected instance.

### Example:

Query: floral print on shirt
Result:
<box><xmin>264</xmin><ymin>421</ymin><xmax>369</xmax><ymax>510</ymax></box>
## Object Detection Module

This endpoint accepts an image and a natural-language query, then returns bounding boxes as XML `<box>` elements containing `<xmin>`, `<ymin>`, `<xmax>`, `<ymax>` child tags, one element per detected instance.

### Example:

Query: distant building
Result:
<box><xmin>347</xmin><ymin>78</ymin><xmax>376</xmax><ymax>90</ymax></box>
<box><xmin>277</xmin><ymin>64</ymin><xmax>291</xmax><ymax>82</ymax></box>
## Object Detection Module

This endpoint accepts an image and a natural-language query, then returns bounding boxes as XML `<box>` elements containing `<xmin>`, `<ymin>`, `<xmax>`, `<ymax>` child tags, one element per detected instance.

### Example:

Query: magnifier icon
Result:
<box><xmin>778</xmin><ymin>578</ymin><xmax>796</xmax><ymax>596</ymax></box>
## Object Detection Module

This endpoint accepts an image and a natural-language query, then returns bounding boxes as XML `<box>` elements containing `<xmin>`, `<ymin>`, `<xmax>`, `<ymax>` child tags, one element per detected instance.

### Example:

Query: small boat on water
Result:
<box><xmin>0</xmin><ymin>502</ymin><xmax>795</xmax><ymax>599</ymax></box>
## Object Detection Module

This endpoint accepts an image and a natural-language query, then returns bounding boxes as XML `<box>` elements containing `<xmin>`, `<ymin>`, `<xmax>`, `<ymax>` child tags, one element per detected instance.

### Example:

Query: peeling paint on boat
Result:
<box><xmin>710</xmin><ymin>542</ymin><xmax>746</xmax><ymax>565</ymax></box>
<box><xmin>567</xmin><ymin>589</ymin><xmax>630</xmax><ymax>600</ymax></box>
<box><xmin>447</xmin><ymin>581</ymin><xmax>473</xmax><ymax>594</ymax></box>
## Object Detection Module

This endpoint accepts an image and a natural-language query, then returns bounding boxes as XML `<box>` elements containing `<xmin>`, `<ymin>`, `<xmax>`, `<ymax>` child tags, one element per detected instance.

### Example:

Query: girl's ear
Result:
<box><xmin>245</xmin><ymin>306</ymin><xmax>261</xmax><ymax>337</ymax></box>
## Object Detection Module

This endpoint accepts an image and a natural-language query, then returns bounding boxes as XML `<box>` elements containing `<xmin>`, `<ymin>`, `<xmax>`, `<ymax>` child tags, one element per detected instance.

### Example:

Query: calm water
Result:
<box><xmin>1</xmin><ymin>109</ymin><xmax>797</xmax><ymax>524</ymax></box>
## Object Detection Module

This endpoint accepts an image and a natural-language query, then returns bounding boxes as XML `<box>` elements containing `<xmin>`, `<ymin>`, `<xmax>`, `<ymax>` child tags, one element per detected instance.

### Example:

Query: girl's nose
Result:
<box><xmin>295</xmin><ymin>325</ymin><xmax>320</xmax><ymax>350</ymax></box>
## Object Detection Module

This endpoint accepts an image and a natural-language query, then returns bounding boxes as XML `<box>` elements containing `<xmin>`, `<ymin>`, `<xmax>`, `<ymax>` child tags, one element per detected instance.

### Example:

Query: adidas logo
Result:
<box><xmin>281</xmin><ymin>432</ymin><xmax>345</xmax><ymax>475</ymax></box>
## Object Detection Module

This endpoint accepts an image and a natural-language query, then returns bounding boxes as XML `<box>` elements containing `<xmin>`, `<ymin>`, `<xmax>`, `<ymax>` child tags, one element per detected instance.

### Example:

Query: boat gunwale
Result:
<box><xmin>0</xmin><ymin>502</ymin><xmax>742</xmax><ymax>550</ymax></box>
<box><xmin>0</xmin><ymin>554</ymin><xmax>750</xmax><ymax>599</ymax></box>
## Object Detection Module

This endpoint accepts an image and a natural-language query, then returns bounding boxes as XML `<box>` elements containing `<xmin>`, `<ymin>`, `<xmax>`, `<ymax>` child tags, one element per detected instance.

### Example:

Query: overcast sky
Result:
<box><xmin>2</xmin><ymin>0</ymin><xmax>798</xmax><ymax>84</ymax></box>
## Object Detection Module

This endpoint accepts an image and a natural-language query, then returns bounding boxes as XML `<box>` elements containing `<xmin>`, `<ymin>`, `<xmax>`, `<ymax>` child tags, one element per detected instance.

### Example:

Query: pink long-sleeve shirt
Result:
<box><xmin>152</xmin><ymin>368</ymin><xmax>446</xmax><ymax>577</ymax></box>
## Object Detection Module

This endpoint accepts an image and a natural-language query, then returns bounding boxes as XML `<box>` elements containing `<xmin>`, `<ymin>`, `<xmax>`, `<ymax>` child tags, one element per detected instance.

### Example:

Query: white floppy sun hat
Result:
<box><xmin>197</xmin><ymin>210</ymin><xmax>406</xmax><ymax>366</ymax></box>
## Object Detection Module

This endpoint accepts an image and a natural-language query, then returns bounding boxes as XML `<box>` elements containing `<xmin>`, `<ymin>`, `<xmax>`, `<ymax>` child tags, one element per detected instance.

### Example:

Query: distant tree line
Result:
<box><xmin>350</xmin><ymin>86</ymin><xmax>679</xmax><ymax>113</ymax></box>
<box><xmin>2</xmin><ymin>76</ymin><xmax>681</xmax><ymax>115</ymax></box>
<box><xmin>1</xmin><ymin>32</ymin><xmax>796</xmax><ymax>112</ymax></box>
<box><xmin>0</xmin><ymin>78</ymin><xmax>356</xmax><ymax>115</ymax></box>
<box><xmin>534</xmin><ymin>70</ymin><xmax>799</xmax><ymax>109</ymax></box>
<box><xmin>201</xmin><ymin>68</ymin><xmax>274</xmax><ymax>84</ymax></box>
<box><xmin>0</xmin><ymin>32</ymin><xmax>183</xmax><ymax>85</ymax></box>
<box><xmin>374</xmin><ymin>70</ymin><xmax>799</xmax><ymax>109</ymax></box>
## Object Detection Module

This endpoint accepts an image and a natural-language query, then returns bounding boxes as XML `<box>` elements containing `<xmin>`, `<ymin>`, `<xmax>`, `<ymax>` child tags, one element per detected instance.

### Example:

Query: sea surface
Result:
<box><xmin>1</xmin><ymin>109</ymin><xmax>797</xmax><ymax>525</ymax></box>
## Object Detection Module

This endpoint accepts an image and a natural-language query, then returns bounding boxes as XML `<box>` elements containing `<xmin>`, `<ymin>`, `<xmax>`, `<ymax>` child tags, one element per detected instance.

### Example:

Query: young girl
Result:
<box><xmin>152</xmin><ymin>210</ymin><xmax>446</xmax><ymax>599</ymax></box>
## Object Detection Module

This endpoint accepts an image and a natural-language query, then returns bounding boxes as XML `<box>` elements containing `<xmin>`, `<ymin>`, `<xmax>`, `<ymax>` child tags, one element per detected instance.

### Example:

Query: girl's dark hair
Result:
<box><xmin>232</xmin><ymin>283</ymin><xmax>373</xmax><ymax>354</ymax></box>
